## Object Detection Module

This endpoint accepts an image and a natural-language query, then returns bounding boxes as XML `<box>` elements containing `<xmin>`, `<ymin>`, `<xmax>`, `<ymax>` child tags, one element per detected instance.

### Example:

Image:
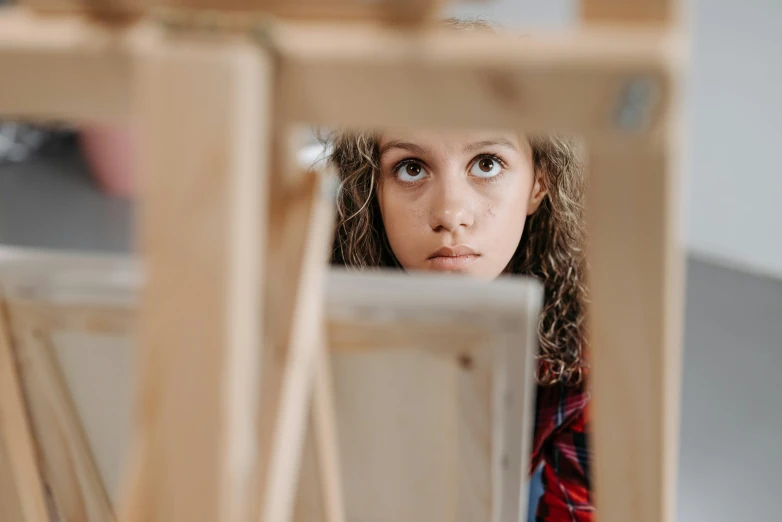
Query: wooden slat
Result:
<box><xmin>291</xmin><ymin>343</ymin><xmax>346</xmax><ymax>522</ymax></box>
<box><xmin>1</xmin><ymin>246</ymin><xmax>543</xmax><ymax>522</ymax></box>
<box><xmin>5</xmin><ymin>315</ymin><xmax>114</xmax><ymax>522</ymax></box>
<box><xmin>332</xmin><ymin>349</ymin><xmax>463</xmax><ymax>522</ymax></box>
<box><xmin>309</xmin><ymin>348</ymin><xmax>345</xmax><ymax>522</ymax></box>
<box><xmin>20</xmin><ymin>0</ymin><xmax>448</xmax><ymax>22</ymax></box>
<box><xmin>275</xmin><ymin>23</ymin><xmax>680</xmax><ymax>143</ymax></box>
<box><xmin>3</xmin><ymin>302</ymin><xmax>134</xmax><ymax>337</ymax></box>
<box><xmin>493</xmin><ymin>295</ymin><xmax>540</xmax><ymax>522</ymax></box>
<box><xmin>0</xmin><ymin>435</ymin><xmax>31</xmax><ymax>522</ymax></box>
<box><xmin>297</xmin><ymin>271</ymin><xmax>542</xmax><ymax>522</ymax></box>
<box><xmin>0</xmin><ymin>8</ymin><xmax>153</xmax><ymax>123</ymax></box>
<box><xmin>0</xmin><ymin>304</ymin><xmax>49</xmax><ymax>522</ymax></box>
<box><xmin>122</xmin><ymin>33</ymin><xmax>271</xmax><ymax>522</ymax></box>
<box><xmin>581</xmin><ymin>0</ymin><xmax>679</xmax><ymax>26</ymax></box>
<box><xmin>47</xmin><ymin>330</ymin><xmax>135</xmax><ymax>507</ymax></box>
<box><xmin>586</xmin><ymin>142</ymin><xmax>685</xmax><ymax>522</ymax></box>
<box><xmin>259</xmin><ymin>171</ymin><xmax>335</xmax><ymax>522</ymax></box>
<box><xmin>0</xmin><ymin>7</ymin><xmax>680</xmax><ymax>140</ymax></box>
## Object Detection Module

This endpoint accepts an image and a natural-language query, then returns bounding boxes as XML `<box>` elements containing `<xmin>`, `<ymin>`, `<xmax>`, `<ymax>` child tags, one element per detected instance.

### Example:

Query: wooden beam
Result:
<box><xmin>122</xmin><ymin>33</ymin><xmax>271</xmax><ymax>522</ymax></box>
<box><xmin>4</xmin><ymin>317</ymin><xmax>114</xmax><ymax>522</ymax></box>
<box><xmin>252</xmin><ymin>158</ymin><xmax>336</xmax><ymax>522</ymax></box>
<box><xmin>580</xmin><ymin>0</ymin><xmax>680</xmax><ymax>27</ymax></box>
<box><xmin>20</xmin><ymin>0</ymin><xmax>449</xmax><ymax>23</ymax></box>
<box><xmin>0</xmin><ymin>303</ymin><xmax>49</xmax><ymax>522</ymax></box>
<box><xmin>275</xmin><ymin>23</ymin><xmax>681</xmax><ymax>143</ymax></box>
<box><xmin>0</xmin><ymin>7</ymin><xmax>680</xmax><ymax>140</ymax></box>
<box><xmin>310</xmin><ymin>348</ymin><xmax>345</xmax><ymax>522</ymax></box>
<box><xmin>0</xmin><ymin>8</ymin><xmax>151</xmax><ymax>123</ymax></box>
<box><xmin>2</xmin><ymin>245</ymin><xmax>544</xmax><ymax>521</ymax></box>
<box><xmin>586</xmin><ymin>141</ymin><xmax>685</xmax><ymax>522</ymax></box>
<box><xmin>303</xmin><ymin>271</ymin><xmax>542</xmax><ymax>522</ymax></box>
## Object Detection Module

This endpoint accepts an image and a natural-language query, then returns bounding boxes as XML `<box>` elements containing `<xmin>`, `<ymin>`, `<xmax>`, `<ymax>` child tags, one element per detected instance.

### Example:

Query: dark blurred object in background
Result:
<box><xmin>0</xmin><ymin>0</ymin><xmax>80</xmax><ymax>166</ymax></box>
<box><xmin>0</xmin><ymin>122</ymin><xmax>77</xmax><ymax>165</ymax></box>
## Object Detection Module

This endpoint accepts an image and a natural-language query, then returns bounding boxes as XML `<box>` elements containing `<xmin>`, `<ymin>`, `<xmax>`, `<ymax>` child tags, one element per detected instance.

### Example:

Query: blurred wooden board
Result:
<box><xmin>586</xmin><ymin>143</ymin><xmax>685</xmax><ymax>522</ymax></box>
<box><xmin>0</xmin><ymin>7</ymin><xmax>680</xmax><ymax>141</ymax></box>
<box><xmin>19</xmin><ymin>0</ymin><xmax>450</xmax><ymax>22</ymax></box>
<box><xmin>581</xmin><ymin>0</ymin><xmax>679</xmax><ymax>26</ymax></box>
<box><xmin>274</xmin><ymin>22</ymin><xmax>679</xmax><ymax>144</ymax></box>
<box><xmin>0</xmin><ymin>8</ymin><xmax>154</xmax><ymax>123</ymax></box>
<box><xmin>0</xmin><ymin>249</ymin><xmax>137</xmax><ymax>522</ymax></box>
<box><xmin>0</xmin><ymin>267</ymin><xmax>49</xmax><ymax>522</ymax></box>
<box><xmin>0</xmin><ymin>248</ymin><xmax>542</xmax><ymax>522</ymax></box>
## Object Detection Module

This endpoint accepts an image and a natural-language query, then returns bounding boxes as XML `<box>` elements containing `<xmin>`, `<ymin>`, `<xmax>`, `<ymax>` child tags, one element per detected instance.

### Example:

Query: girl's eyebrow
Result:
<box><xmin>463</xmin><ymin>138</ymin><xmax>519</xmax><ymax>153</ymax></box>
<box><xmin>379</xmin><ymin>140</ymin><xmax>430</xmax><ymax>160</ymax></box>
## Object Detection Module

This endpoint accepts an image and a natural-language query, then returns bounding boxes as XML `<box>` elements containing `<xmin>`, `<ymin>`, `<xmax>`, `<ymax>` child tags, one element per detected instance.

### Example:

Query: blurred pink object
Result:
<box><xmin>79</xmin><ymin>124</ymin><xmax>137</xmax><ymax>198</ymax></box>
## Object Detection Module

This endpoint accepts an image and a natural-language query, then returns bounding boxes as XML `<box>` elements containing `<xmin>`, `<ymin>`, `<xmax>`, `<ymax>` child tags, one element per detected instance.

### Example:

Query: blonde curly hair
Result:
<box><xmin>325</xmin><ymin>20</ymin><xmax>589</xmax><ymax>387</ymax></box>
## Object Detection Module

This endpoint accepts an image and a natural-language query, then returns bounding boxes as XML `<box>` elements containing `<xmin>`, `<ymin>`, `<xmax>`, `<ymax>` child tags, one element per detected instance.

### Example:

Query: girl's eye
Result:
<box><xmin>395</xmin><ymin>161</ymin><xmax>428</xmax><ymax>182</ymax></box>
<box><xmin>469</xmin><ymin>156</ymin><xmax>503</xmax><ymax>178</ymax></box>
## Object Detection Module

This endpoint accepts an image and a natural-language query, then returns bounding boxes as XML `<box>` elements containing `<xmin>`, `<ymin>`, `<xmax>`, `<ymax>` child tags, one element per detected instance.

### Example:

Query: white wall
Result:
<box><xmin>686</xmin><ymin>0</ymin><xmax>782</xmax><ymax>278</ymax></box>
<box><xmin>448</xmin><ymin>0</ymin><xmax>782</xmax><ymax>278</ymax></box>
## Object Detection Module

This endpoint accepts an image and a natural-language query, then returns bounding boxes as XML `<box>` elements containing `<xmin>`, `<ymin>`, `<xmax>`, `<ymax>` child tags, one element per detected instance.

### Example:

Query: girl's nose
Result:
<box><xmin>428</xmin><ymin>179</ymin><xmax>475</xmax><ymax>233</ymax></box>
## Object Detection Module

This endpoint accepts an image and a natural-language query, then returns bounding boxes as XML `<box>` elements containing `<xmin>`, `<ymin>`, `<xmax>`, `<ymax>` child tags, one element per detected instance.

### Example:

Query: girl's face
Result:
<box><xmin>377</xmin><ymin>129</ymin><xmax>545</xmax><ymax>280</ymax></box>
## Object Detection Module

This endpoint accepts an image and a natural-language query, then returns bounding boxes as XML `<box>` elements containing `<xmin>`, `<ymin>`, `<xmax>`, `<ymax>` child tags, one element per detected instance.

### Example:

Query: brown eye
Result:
<box><xmin>406</xmin><ymin>163</ymin><xmax>422</xmax><ymax>176</ymax></box>
<box><xmin>396</xmin><ymin>161</ymin><xmax>428</xmax><ymax>182</ymax></box>
<box><xmin>470</xmin><ymin>156</ymin><xmax>502</xmax><ymax>178</ymax></box>
<box><xmin>479</xmin><ymin>158</ymin><xmax>495</xmax><ymax>172</ymax></box>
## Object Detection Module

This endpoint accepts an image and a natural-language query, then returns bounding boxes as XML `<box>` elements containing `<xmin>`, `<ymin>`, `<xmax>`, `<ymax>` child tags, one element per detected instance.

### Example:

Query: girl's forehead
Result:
<box><xmin>378</xmin><ymin>128</ymin><xmax>525</xmax><ymax>150</ymax></box>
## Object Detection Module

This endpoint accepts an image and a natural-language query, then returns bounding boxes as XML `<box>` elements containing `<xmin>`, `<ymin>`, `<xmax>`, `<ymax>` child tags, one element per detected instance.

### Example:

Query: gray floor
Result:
<box><xmin>1</xmin><ymin>147</ymin><xmax>780</xmax><ymax>520</ymax></box>
<box><xmin>679</xmin><ymin>260</ymin><xmax>782</xmax><ymax>521</ymax></box>
<box><xmin>0</xmin><ymin>147</ymin><xmax>133</xmax><ymax>253</ymax></box>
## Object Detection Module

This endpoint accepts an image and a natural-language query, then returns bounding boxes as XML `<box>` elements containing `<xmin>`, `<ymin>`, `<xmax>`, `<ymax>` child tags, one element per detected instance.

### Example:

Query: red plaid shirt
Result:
<box><xmin>530</xmin><ymin>382</ymin><xmax>593</xmax><ymax>521</ymax></box>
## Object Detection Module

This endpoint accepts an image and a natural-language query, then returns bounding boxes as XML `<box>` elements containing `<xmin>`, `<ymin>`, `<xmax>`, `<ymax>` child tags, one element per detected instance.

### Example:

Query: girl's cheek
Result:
<box><xmin>412</xmin><ymin>200</ymin><xmax>427</xmax><ymax>226</ymax></box>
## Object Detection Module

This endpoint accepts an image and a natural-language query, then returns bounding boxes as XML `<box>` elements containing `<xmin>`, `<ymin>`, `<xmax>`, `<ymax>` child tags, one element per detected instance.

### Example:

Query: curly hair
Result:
<box><xmin>324</xmin><ymin>20</ymin><xmax>589</xmax><ymax>387</ymax></box>
<box><xmin>326</xmin><ymin>129</ymin><xmax>588</xmax><ymax>386</ymax></box>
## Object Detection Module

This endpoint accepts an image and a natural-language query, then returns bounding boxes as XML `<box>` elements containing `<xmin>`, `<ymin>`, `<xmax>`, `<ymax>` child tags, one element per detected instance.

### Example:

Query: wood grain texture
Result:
<box><xmin>330</xmin><ymin>349</ymin><xmax>462</xmax><ymax>522</ymax></box>
<box><xmin>581</xmin><ymin>0</ymin><xmax>679</xmax><ymax>26</ymax></box>
<box><xmin>0</xmin><ymin>6</ymin><xmax>681</xmax><ymax>139</ymax></box>
<box><xmin>292</xmin><ymin>405</ymin><xmax>327</xmax><ymax>522</ymax></box>
<box><xmin>296</xmin><ymin>270</ymin><xmax>543</xmax><ymax>522</ymax></box>
<box><xmin>20</xmin><ymin>0</ymin><xmax>449</xmax><ymax>22</ymax></box>
<box><xmin>257</xmin><ymin>170</ymin><xmax>335</xmax><ymax>522</ymax></box>
<box><xmin>586</xmin><ymin>142</ymin><xmax>685</xmax><ymax>522</ymax></box>
<box><xmin>125</xmin><ymin>33</ymin><xmax>271</xmax><ymax>522</ymax></box>
<box><xmin>493</xmin><ymin>292</ymin><xmax>540</xmax><ymax>522</ymax></box>
<box><xmin>275</xmin><ymin>23</ymin><xmax>680</xmax><ymax>144</ymax></box>
<box><xmin>310</xmin><ymin>347</ymin><xmax>345</xmax><ymax>522</ymax></box>
<box><xmin>0</xmin><ymin>7</ymin><xmax>154</xmax><ymax>123</ymax></box>
<box><xmin>0</xmin><ymin>303</ymin><xmax>49</xmax><ymax>522</ymax></box>
<box><xmin>48</xmin><ymin>331</ymin><xmax>135</xmax><ymax>506</ymax></box>
<box><xmin>5</xmin><ymin>315</ymin><xmax>114</xmax><ymax>522</ymax></box>
<box><xmin>0</xmin><ymin>434</ymin><xmax>29</xmax><ymax>522</ymax></box>
<box><xmin>291</xmin><ymin>346</ymin><xmax>345</xmax><ymax>522</ymax></box>
<box><xmin>1</xmin><ymin>248</ymin><xmax>543</xmax><ymax>522</ymax></box>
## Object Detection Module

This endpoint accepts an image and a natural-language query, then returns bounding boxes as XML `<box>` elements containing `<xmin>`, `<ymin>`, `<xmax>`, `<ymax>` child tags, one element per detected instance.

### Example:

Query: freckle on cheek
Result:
<box><xmin>413</xmin><ymin>204</ymin><xmax>426</xmax><ymax>224</ymax></box>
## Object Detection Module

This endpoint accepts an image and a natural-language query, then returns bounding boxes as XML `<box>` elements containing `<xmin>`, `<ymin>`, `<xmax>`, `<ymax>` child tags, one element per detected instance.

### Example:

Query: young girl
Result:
<box><xmin>326</xmin><ymin>123</ymin><xmax>592</xmax><ymax>520</ymax></box>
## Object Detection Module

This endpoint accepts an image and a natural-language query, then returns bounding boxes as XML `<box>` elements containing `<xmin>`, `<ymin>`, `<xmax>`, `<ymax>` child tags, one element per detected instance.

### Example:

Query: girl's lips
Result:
<box><xmin>428</xmin><ymin>244</ymin><xmax>479</xmax><ymax>258</ymax></box>
<box><xmin>427</xmin><ymin>254</ymin><xmax>480</xmax><ymax>270</ymax></box>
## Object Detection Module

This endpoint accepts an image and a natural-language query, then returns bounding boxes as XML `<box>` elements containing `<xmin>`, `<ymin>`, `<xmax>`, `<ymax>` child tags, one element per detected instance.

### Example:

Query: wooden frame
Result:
<box><xmin>0</xmin><ymin>270</ymin><xmax>49</xmax><ymax>522</ymax></box>
<box><xmin>0</xmin><ymin>247</ymin><xmax>542</xmax><ymax>522</ymax></box>
<box><xmin>0</xmin><ymin>0</ymin><xmax>687</xmax><ymax>521</ymax></box>
<box><xmin>19</xmin><ymin>0</ymin><xmax>449</xmax><ymax>22</ymax></box>
<box><xmin>0</xmin><ymin>9</ymin><xmax>679</xmax><ymax>140</ymax></box>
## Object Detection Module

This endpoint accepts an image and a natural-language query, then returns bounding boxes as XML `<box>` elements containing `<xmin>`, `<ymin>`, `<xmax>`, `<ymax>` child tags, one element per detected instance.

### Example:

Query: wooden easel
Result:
<box><xmin>0</xmin><ymin>1</ymin><xmax>687</xmax><ymax>522</ymax></box>
<box><xmin>0</xmin><ymin>245</ymin><xmax>542</xmax><ymax>522</ymax></box>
